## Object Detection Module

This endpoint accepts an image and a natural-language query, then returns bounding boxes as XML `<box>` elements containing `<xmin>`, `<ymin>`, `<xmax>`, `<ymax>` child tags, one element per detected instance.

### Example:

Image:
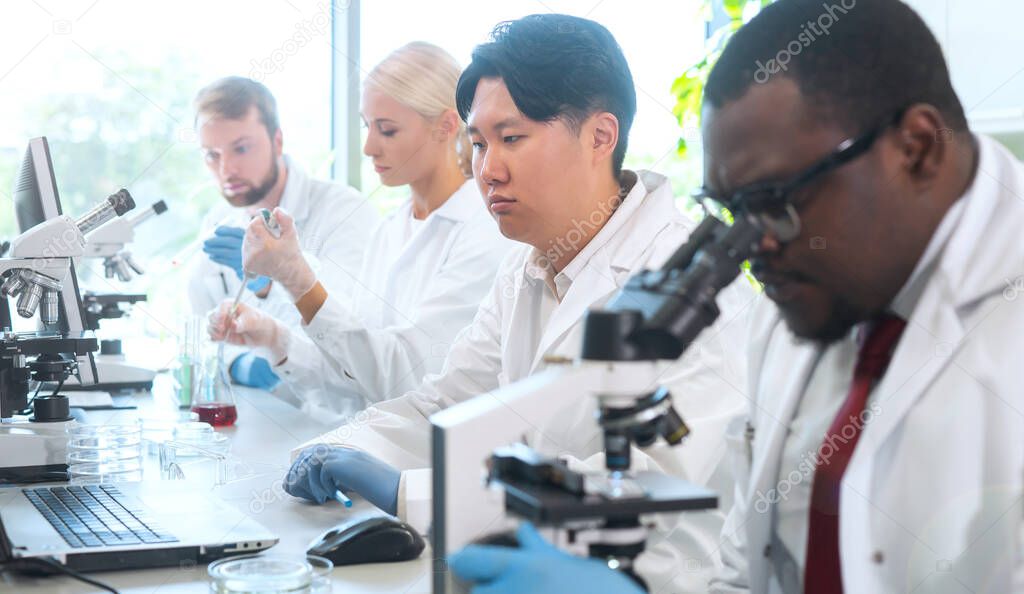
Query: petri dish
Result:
<box><xmin>67</xmin><ymin>459</ymin><xmax>144</xmax><ymax>484</ymax></box>
<box><xmin>307</xmin><ymin>555</ymin><xmax>333</xmax><ymax>594</ymax></box>
<box><xmin>171</xmin><ymin>422</ymin><xmax>230</xmax><ymax>457</ymax></box>
<box><xmin>67</xmin><ymin>425</ymin><xmax>144</xmax><ymax>484</ymax></box>
<box><xmin>208</xmin><ymin>554</ymin><xmax>316</xmax><ymax>593</ymax></box>
<box><xmin>67</xmin><ymin>444</ymin><xmax>142</xmax><ymax>463</ymax></box>
<box><xmin>67</xmin><ymin>424</ymin><xmax>142</xmax><ymax>450</ymax></box>
<box><xmin>138</xmin><ymin>410</ymin><xmax>199</xmax><ymax>437</ymax></box>
<box><xmin>138</xmin><ymin>410</ymin><xmax>201</xmax><ymax>455</ymax></box>
<box><xmin>173</xmin><ymin>421</ymin><xmax>215</xmax><ymax>441</ymax></box>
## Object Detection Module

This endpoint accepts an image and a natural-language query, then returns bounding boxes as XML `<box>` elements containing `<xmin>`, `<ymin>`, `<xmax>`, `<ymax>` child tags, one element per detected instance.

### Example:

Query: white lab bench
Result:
<box><xmin>0</xmin><ymin>380</ymin><xmax>433</xmax><ymax>593</ymax></box>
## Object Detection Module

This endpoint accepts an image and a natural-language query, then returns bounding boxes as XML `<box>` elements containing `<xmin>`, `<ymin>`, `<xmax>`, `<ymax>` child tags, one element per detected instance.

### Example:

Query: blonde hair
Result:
<box><xmin>365</xmin><ymin>42</ymin><xmax>472</xmax><ymax>178</ymax></box>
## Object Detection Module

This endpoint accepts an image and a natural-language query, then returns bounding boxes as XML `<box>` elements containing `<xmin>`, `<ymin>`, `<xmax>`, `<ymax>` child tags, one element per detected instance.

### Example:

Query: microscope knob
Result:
<box><xmin>32</xmin><ymin>394</ymin><xmax>72</xmax><ymax>422</ymax></box>
<box><xmin>100</xmin><ymin>339</ymin><xmax>122</xmax><ymax>356</ymax></box>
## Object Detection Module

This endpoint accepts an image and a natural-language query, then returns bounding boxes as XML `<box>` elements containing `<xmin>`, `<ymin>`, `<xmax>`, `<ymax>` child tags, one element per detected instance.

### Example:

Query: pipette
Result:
<box><xmin>217</xmin><ymin>209</ymin><xmax>281</xmax><ymax>382</ymax></box>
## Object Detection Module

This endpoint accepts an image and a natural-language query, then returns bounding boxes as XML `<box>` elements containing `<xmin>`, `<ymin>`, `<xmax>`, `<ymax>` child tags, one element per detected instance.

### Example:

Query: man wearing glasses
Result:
<box><xmin>704</xmin><ymin>1</ymin><xmax>1024</xmax><ymax>590</ymax></box>
<box><xmin>451</xmin><ymin>1</ymin><xmax>1024</xmax><ymax>593</ymax></box>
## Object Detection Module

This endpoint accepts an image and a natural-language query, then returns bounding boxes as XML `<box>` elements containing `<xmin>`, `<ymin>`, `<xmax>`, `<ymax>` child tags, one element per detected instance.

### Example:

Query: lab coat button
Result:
<box><xmin>872</xmin><ymin>550</ymin><xmax>885</xmax><ymax>564</ymax></box>
<box><xmin>315</xmin><ymin>332</ymin><xmax>325</xmax><ymax>340</ymax></box>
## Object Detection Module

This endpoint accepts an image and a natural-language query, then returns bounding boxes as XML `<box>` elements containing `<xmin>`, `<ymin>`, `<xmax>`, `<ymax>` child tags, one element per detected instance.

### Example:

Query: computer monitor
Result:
<box><xmin>12</xmin><ymin>137</ymin><xmax>96</xmax><ymax>384</ymax></box>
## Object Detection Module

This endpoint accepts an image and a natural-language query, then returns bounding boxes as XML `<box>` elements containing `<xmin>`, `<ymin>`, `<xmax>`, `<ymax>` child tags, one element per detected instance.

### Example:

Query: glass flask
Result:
<box><xmin>190</xmin><ymin>350</ymin><xmax>237</xmax><ymax>427</ymax></box>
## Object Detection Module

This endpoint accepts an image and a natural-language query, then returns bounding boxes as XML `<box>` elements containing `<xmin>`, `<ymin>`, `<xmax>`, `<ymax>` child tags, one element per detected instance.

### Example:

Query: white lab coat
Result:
<box><xmin>273</xmin><ymin>179</ymin><xmax>515</xmax><ymax>416</ymax></box>
<box><xmin>711</xmin><ymin>135</ymin><xmax>1024</xmax><ymax>594</ymax></box>
<box><xmin>187</xmin><ymin>155</ymin><xmax>379</xmax><ymax>406</ymax></box>
<box><xmin>295</xmin><ymin>170</ymin><xmax>757</xmax><ymax>593</ymax></box>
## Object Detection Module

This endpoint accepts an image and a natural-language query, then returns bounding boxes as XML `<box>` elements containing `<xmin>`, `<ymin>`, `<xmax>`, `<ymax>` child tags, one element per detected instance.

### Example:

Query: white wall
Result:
<box><xmin>906</xmin><ymin>0</ymin><xmax>1024</xmax><ymax>154</ymax></box>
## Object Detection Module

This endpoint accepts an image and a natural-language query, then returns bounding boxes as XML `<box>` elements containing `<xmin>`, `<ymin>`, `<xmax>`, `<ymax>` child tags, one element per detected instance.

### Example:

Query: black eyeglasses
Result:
<box><xmin>693</xmin><ymin>110</ymin><xmax>905</xmax><ymax>242</ymax></box>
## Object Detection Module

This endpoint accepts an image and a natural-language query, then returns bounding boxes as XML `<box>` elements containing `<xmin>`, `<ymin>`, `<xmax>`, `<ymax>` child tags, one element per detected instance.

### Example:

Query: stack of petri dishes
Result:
<box><xmin>66</xmin><ymin>424</ymin><xmax>144</xmax><ymax>484</ymax></box>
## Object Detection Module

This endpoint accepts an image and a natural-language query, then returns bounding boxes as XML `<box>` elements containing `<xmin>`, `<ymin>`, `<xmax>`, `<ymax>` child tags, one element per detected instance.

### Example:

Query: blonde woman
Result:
<box><xmin>210</xmin><ymin>42</ymin><xmax>513</xmax><ymax>416</ymax></box>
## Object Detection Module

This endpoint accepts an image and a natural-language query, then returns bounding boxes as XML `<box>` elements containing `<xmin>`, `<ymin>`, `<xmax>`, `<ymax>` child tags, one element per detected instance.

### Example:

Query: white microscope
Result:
<box><xmin>81</xmin><ymin>199</ymin><xmax>167</xmax><ymax>282</ymax></box>
<box><xmin>431</xmin><ymin>213</ymin><xmax>763</xmax><ymax>592</ymax></box>
<box><xmin>65</xmin><ymin>199</ymin><xmax>169</xmax><ymax>390</ymax></box>
<box><xmin>0</xmin><ymin>137</ymin><xmax>137</xmax><ymax>483</ymax></box>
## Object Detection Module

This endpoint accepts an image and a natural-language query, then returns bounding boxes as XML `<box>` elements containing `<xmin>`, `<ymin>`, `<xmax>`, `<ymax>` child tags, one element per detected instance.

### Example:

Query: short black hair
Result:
<box><xmin>456</xmin><ymin>14</ymin><xmax>637</xmax><ymax>176</ymax></box>
<box><xmin>705</xmin><ymin>0</ymin><xmax>968</xmax><ymax>134</ymax></box>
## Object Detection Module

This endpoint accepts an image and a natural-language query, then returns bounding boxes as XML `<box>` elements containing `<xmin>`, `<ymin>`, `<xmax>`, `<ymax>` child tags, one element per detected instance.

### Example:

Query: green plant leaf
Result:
<box><xmin>677</xmin><ymin>136</ymin><xmax>689</xmax><ymax>158</ymax></box>
<box><xmin>723</xmin><ymin>0</ymin><xmax>746</xmax><ymax>20</ymax></box>
<box><xmin>673</xmin><ymin>0</ymin><xmax>777</xmax><ymax>167</ymax></box>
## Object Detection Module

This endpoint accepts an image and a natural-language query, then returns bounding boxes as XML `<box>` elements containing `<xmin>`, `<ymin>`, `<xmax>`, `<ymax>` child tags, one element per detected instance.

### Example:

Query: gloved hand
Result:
<box><xmin>285</xmin><ymin>446</ymin><xmax>401</xmax><ymax>515</ymax></box>
<box><xmin>242</xmin><ymin>208</ymin><xmax>317</xmax><ymax>300</ymax></box>
<box><xmin>229</xmin><ymin>352</ymin><xmax>280</xmax><ymax>390</ymax></box>
<box><xmin>450</xmin><ymin>523</ymin><xmax>644</xmax><ymax>594</ymax></box>
<box><xmin>208</xmin><ymin>301</ymin><xmax>290</xmax><ymax>364</ymax></box>
<box><xmin>203</xmin><ymin>226</ymin><xmax>271</xmax><ymax>292</ymax></box>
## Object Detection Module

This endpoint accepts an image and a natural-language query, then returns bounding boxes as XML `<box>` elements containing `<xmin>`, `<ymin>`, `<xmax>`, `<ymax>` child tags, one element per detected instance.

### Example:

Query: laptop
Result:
<box><xmin>0</xmin><ymin>480</ymin><xmax>277</xmax><ymax>572</ymax></box>
<box><xmin>0</xmin><ymin>137</ymin><xmax>278</xmax><ymax>573</ymax></box>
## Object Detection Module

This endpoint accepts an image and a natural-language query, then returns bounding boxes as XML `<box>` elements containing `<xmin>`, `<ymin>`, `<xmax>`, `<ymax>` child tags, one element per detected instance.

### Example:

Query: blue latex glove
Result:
<box><xmin>450</xmin><ymin>523</ymin><xmax>644</xmax><ymax>594</ymax></box>
<box><xmin>285</xmin><ymin>446</ymin><xmax>401</xmax><ymax>515</ymax></box>
<box><xmin>229</xmin><ymin>352</ymin><xmax>280</xmax><ymax>390</ymax></box>
<box><xmin>202</xmin><ymin>226</ymin><xmax>271</xmax><ymax>292</ymax></box>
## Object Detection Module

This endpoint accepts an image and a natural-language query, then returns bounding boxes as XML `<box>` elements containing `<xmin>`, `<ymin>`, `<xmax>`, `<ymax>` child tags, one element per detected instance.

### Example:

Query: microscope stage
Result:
<box><xmin>499</xmin><ymin>470</ymin><xmax>718</xmax><ymax>524</ymax></box>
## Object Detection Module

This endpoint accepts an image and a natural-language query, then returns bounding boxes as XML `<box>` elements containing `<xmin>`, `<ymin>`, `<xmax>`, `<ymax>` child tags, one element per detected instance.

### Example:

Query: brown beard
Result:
<box><xmin>225</xmin><ymin>156</ymin><xmax>279</xmax><ymax>207</ymax></box>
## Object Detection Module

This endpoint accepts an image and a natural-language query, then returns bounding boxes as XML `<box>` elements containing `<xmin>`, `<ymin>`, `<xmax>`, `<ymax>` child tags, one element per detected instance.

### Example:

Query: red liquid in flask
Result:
<box><xmin>191</xmin><ymin>403</ymin><xmax>237</xmax><ymax>427</ymax></box>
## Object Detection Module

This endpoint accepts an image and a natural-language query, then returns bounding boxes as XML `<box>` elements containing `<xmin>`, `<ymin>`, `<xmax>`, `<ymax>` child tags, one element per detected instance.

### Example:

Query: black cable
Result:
<box><xmin>0</xmin><ymin>557</ymin><xmax>121</xmax><ymax>593</ymax></box>
<box><xmin>27</xmin><ymin>381</ymin><xmax>43</xmax><ymax>406</ymax></box>
<box><xmin>18</xmin><ymin>382</ymin><xmax>45</xmax><ymax>415</ymax></box>
<box><xmin>21</xmin><ymin>377</ymin><xmax>65</xmax><ymax>416</ymax></box>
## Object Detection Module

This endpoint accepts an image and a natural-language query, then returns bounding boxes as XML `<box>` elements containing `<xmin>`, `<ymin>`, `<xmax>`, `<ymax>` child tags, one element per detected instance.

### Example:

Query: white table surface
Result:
<box><xmin>1</xmin><ymin>378</ymin><xmax>434</xmax><ymax>593</ymax></box>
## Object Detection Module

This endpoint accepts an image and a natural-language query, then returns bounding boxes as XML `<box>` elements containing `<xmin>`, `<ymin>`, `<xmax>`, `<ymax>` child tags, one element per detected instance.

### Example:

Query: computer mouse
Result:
<box><xmin>307</xmin><ymin>515</ymin><xmax>425</xmax><ymax>566</ymax></box>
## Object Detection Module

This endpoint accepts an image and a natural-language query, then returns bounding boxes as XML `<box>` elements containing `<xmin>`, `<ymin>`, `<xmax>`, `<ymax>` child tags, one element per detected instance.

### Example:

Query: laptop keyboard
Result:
<box><xmin>22</xmin><ymin>485</ymin><xmax>179</xmax><ymax>549</ymax></box>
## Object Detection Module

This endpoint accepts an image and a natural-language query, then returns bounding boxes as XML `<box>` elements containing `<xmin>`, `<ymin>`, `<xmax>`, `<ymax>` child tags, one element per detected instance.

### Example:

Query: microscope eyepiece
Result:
<box><xmin>76</xmin><ymin>189</ymin><xmax>136</xmax><ymax>235</ymax></box>
<box><xmin>108</xmin><ymin>189</ymin><xmax>135</xmax><ymax>216</ymax></box>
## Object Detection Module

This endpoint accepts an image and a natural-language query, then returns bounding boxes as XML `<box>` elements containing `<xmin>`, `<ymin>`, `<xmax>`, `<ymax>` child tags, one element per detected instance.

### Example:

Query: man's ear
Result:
<box><xmin>273</xmin><ymin>128</ymin><xmax>284</xmax><ymax>157</ymax></box>
<box><xmin>587</xmin><ymin>112</ymin><xmax>620</xmax><ymax>168</ymax></box>
<box><xmin>894</xmin><ymin>104</ymin><xmax>950</xmax><ymax>184</ymax></box>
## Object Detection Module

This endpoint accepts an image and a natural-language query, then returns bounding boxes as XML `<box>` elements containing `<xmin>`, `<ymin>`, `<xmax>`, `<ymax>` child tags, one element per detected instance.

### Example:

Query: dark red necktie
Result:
<box><xmin>804</xmin><ymin>315</ymin><xmax>907</xmax><ymax>594</ymax></box>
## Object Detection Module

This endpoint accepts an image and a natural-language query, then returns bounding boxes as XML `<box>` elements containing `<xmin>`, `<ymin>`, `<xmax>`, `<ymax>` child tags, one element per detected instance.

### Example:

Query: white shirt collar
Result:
<box><xmin>277</xmin><ymin>154</ymin><xmax>310</xmax><ymax>221</ymax></box>
<box><xmin>888</xmin><ymin>159</ymin><xmax>975</xmax><ymax>319</ymax></box>
<box><xmin>428</xmin><ymin>178</ymin><xmax>479</xmax><ymax>223</ymax></box>
<box><xmin>524</xmin><ymin>170</ymin><xmax>644</xmax><ymax>301</ymax></box>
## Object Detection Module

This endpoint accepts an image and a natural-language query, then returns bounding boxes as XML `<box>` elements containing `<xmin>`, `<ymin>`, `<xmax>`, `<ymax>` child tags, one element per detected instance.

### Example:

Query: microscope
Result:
<box><xmin>431</xmin><ymin>212</ymin><xmax>763</xmax><ymax>592</ymax></box>
<box><xmin>1</xmin><ymin>189</ymin><xmax>136</xmax><ymax>483</ymax></box>
<box><xmin>81</xmin><ymin>198</ymin><xmax>167</xmax><ymax>282</ymax></box>
<box><xmin>64</xmin><ymin>199</ymin><xmax>169</xmax><ymax>391</ymax></box>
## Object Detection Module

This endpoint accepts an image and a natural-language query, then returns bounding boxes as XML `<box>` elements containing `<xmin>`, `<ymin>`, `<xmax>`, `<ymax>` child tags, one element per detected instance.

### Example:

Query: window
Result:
<box><xmin>0</xmin><ymin>0</ymin><xmax>332</xmax><ymax>341</ymax></box>
<box><xmin>359</xmin><ymin>1</ymin><xmax>707</xmax><ymax>209</ymax></box>
<box><xmin>0</xmin><ymin>1</ymin><xmax>709</xmax><ymax>349</ymax></box>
